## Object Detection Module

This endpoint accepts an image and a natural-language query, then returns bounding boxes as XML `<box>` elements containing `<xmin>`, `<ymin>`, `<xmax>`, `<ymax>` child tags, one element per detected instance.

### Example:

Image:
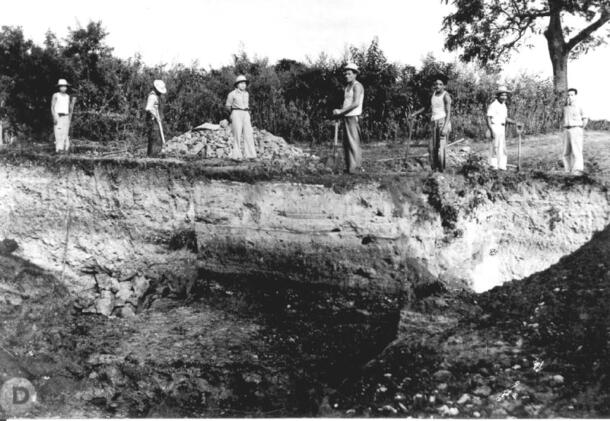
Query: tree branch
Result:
<box><xmin>566</xmin><ymin>7</ymin><xmax>610</xmax><ymax>50</ymax></box>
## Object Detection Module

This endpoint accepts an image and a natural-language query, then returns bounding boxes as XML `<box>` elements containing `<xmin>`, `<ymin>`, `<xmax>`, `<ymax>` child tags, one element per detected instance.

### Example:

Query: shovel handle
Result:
<box><xmin>333</xmin><ymin>121</ymin><xmax>339</xmax><ymax>146</ymax></box>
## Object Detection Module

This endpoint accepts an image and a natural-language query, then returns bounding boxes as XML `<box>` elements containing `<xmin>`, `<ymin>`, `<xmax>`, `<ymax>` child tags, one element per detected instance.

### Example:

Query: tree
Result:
<box><xmin>441</xmin><ymin>0</ymin><xmax>610</xmax><ymax>92</ymax></box>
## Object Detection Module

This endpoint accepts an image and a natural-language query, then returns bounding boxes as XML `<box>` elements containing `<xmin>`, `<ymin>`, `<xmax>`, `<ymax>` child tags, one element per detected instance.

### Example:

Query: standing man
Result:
<box><xmin>486</xmin><ymin>86</ymin><xmax>522</xmax><ymax>170</ymax></box>
<box><xmin>562</xmin><ymin>88</ymin><xmax>588</xmax><ymax>175</ymax></box>
<box><xmin>225</xmin><ymin>75</ymin><xmax>257</xmax><ymax>160</ymax></box>
<box><xmin>51</xmin><ymin>79</ymin><xmax>72</xmax><ymax>153</ymax></box>
<box><xmin>333</xmin><ymin>63</ymin><xmax>365</xmax><ymax>174</ymax></box>
<box><xmin>411</xmin><ymin>76</ymin><xmax>452</xmax><ymax>172</ymax></box>
<box><xmin>145</xmin><ymin>79</ymin><xmax>166</xmax><ymax>157</ymax></box>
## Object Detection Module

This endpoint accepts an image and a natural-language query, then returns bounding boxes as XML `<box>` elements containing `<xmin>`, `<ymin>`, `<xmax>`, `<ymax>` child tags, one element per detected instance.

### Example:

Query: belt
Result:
<box><xmin>231</xmin><ymin>108</ymin><xmax>249</xmax><ymax>111</ymax></box>
<box><xmin>58</xmin><ymin>113</ymin><xmax>69</xmax><ymax>117</ymax></box>
<box><xmin>564</xmin><ymin>125</ymin><xmax>582</xmax><ymax>129</ymax></box>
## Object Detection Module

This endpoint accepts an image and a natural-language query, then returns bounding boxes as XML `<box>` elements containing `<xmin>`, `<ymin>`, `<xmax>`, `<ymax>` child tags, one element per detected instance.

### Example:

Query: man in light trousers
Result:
<box><xmin>333</xmin><ymin>63</ymin><xmax>365</xmax><ymax>174</ymax></box>
<box><xmin>51</xmin><ymin>78</ymin><xmax>72</xmax><ymax>153</ymax></box>
<box><xmin>562</xmin><ymin>88</ymin><xmax>588</xmax><ymax>175</ymax></box>
<box><xmin>225</xmin><ymin>75</ymin><xmax>257</xmax><ymax>160</ymax></box>
<box><xmin>486</xmin><ymin>86</ymin><xmax>522</xmax><ymax>170</ymax></box>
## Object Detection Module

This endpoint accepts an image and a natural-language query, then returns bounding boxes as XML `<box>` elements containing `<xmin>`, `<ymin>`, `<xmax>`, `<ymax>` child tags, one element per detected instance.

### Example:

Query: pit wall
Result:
<box><xmin>0</xmin><ymin>161</ymin><xmax>608</xmax><ymax>304</ymax></box>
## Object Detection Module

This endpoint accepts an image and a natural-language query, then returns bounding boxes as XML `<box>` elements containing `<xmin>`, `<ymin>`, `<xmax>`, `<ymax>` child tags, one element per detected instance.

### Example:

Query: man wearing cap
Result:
<box><xmin>333</xmin><ymin>63</ymin><xmax>365</xmax><ymax>174</ymax></box>
<box><xmin>51</xmin><ymin>79</ymin><xmax>72</xmax><ymax>153</ymax></box>
<box><xmin>562</xmin><ymin>88</ymin><xmax>588</xmax><ymax>175</ymax></box>
<box><xmin>225</xmin><ymin>75</ymin><xmax>256</xmax><ymax>160</ymax></box>
<box><xmin>411</xmin><ymin>75</ymin><xmax>452</xmax><ymax>172</ymax></box>
<box><xmin>145</xmin><ymin>80</ymin><xmax>166</xmax><ymax>157</ymax></box>
<box><xmin>486</xmin><ymin>86</ymin><xmax>522</xmax><ymax>170</ymax></box>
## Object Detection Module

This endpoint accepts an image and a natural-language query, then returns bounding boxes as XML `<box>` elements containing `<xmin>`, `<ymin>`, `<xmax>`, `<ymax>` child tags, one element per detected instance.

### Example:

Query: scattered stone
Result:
<box><xmin>438</xmin><ymin>405</ymin><xmax>459</xmax><ymax>416</ymax></box>
<box><xmin>242</xmin><ymin>372</ymin><xmax>263</xmax><ymax>384</ymax></box>
<box><xmin>551</xmin><ymin>374</ymin><xmax>565</xmax><ymax>385</ymax></box>
<box><xmin>95</xmin><ymin>274</ymin><xmax>119</xmax><ymax>292</ymax></box>
<box><xmin>433</xmin><ymin>369</ymin><xmax>452</xmax><ymax>382</ymax></box>
<box><xmin>457</xmin><ymin>393</ymin><xmax>471</xmax><ymax>404</ymax></box>
<box><xmin>132</xmin><ymin>276</ymin><xmax>150</xmax><ymax>298</ymax></box>
<box><xmin>394</xmin><ymin>392</ymin><xmax>406</xmax><ymax>401</ymax></box>
<box><xmin>95</xmin><ymin>290</ymin><xmax>114</xmax><ymax>316</ymax></box>
<box><xmin>473</xmin><ymin>411</ymin><xmax>481</xmax><ymax>418</ymax></box>
<box><xmin>115</xmin><ymin>281</ymin><xmax>133</xmax><ymax>303</ymax></box>
<box><xmin>473</xmin><ymin>385</ymin><xmax>492</xmax><ymax>397</ymax></box>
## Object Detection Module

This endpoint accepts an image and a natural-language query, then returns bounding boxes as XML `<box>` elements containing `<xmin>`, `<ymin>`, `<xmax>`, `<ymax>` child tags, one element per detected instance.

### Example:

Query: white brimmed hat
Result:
<box><xmin>153</xmin><ymin>80</ymin><xmax>167</xmax><ymax>94</ymax></box>
<box><xmin>234</xmin><ymin>75</ymin><xmax>249</xmax><ymax>86</ymax></box>
<box><xmin>496</xmin><ymin>85</ymin><xmax>512</xmax><ymax>94</ymax></box>
<box><xmin>344</xmin><ymin>63</ymin><xmax>359</xmax><ymax>73</ymax></box>
<box><xmin>56</xmin><ymin>78</ymin><xmax>70</xmax><ymax>87</ymax></box>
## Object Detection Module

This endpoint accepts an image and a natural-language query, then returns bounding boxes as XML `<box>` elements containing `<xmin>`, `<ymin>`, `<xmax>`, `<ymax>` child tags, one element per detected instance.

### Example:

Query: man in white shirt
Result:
<box><xmin>225</xmin><ymin>75</ymin><xmax>257</xmax><ymax>160</ymax></box>
<box><xmin>486</xmin><ymin>86</ymin><xmax>522</xmax><ymax>170</ymax></box>
<box><xmin>145</xmin><ymin>80</ymin><xmax>166</xmax><ymax>157</ymax></box>
<box><xmin>51</xmin><ymin>79</ymin><xmax>72</xmax><ymax>153</ymax></box>
<box><xmin>333</xmin><ymin>63</ymin><xmax>365</xmax><ymax>174</ymax></box>
<box><xmin>562</xmin><ymin>88</ymin><xmax>588</xmax><ymax>175</ymax></box>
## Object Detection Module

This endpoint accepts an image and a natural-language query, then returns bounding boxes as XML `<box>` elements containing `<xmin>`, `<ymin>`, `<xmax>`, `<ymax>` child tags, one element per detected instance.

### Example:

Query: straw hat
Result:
<box><xmin>234</xmin><ymin>75</ymin><xmax>249</xmax><ymax>86</ymax></box>
<box><xmin>56</xmin><ymin>78</ymin><xmax>70</xmax><ymax>87</ymax></box>
<box><xmin>344</xmin><ymin>63</ymin><xmax>359</xmax><ymax>73</ymax></box>
<box><xmin>153</xmin><ymin>80</ymin><xmax>167</xmax><ymax>94</ymax></box>
<box><xmin>496</xmin><ymin>85</ymin><xmax>512</xmax><ymax>94</ymax></box>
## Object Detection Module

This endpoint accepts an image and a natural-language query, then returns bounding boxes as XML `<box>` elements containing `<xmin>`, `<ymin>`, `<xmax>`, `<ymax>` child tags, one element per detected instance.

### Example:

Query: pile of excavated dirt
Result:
<box><xmin>164</xmin><ymin>124</ymin><xmax>317</xmax><ymax>161</ymax></box>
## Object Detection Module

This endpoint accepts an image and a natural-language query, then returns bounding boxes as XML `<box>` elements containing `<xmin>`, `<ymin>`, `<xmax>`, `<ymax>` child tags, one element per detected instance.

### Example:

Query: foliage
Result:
<box><xmin>441</xmin><ymin>0</ymin><xmax>610</xmax><ymax>90</ymax></box>
<box><xmin>0</xmin><ymin>21</ymin><xmax>603</xmax><ymax>145</ymax></box>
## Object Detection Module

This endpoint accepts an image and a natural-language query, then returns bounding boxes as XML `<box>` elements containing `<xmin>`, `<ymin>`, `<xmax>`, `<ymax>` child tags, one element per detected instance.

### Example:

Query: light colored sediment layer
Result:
<box><xmin>0</xmin><ymin>161</ymin><xmax>608</xmax><ymax>302</ymax></box>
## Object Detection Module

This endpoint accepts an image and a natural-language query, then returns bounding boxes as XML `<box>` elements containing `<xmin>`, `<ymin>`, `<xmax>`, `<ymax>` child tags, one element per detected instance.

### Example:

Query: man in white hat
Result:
<box><xmin>145</xmin><ymin>79</ymin><xmax>166</xmax><ymax>157</ymax></box>
<box><xmin>51</xmin><ymin>79</ymin><xmax>72</xmax><ymax>153</ymax></box>
<box><xmin>486</xmin><ymin>86</ymin><xmax>522</xmax><ymax>170</ymax></box>
<box><xmin>562</xmin><ymin>88</ymin><xmax>588</xmax><ymax>175</ymax></box>
<box><xmin>333</xmin><ymin>63</ymin><xmax>364</xmax><ymax>174</ymax></box>
<box><xmin>225</xmin><ymin>75</ymin><xmax>256</xmax><ymax>160</ymax></box>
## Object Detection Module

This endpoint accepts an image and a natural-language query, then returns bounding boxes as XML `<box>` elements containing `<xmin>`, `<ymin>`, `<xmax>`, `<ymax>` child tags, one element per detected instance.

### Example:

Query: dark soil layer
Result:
<box><xmin>326</xmin><ymin>224</ymin><xmax>610</xmax><ymax>418</ymax></box>
<box><xmin>1</xmin><ymin>254</ymin><xmax>403</xmax><ymax>417</ymax></box>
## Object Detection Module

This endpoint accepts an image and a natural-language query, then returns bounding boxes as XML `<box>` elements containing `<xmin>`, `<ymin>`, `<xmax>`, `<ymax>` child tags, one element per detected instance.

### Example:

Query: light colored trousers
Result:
<box><xmin>563</xmin><ymin>127</ymin><xmax>584</xmax><ymax>174</ymax></box>
<box><xmin>343</xmin><ymin>116</ymin><xmax>362</xmax><ymax>173</ymax></box>
<box><xmin>489</xmin><ymin>124</ymin><xmax>507</xmax><ymax>170</ymax></box>
<box><xmin>230</xmin><ymin>110</ymin><xmax>257</xmax><ymax>159</ymax></box>
<box><xmin>54</xmin><ymin>115</ymin><xmax>71</xmax><ymax>152</ymax></box>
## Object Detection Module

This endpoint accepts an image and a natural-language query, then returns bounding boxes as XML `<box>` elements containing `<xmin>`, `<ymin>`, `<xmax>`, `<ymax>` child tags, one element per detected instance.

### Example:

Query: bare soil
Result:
<box><xmin>0</xmin><ymin>131</ymin><xmax>609</xmax><ymax>417</ymax></box>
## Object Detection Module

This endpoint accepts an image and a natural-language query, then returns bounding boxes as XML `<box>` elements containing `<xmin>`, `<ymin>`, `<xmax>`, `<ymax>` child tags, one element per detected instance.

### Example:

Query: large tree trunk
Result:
<box><xmin>549</xmin><ymin>49</ymin><xmax>569</xmax><ymax>93</ymax></box>
<box><xmin>544</xmin><ymin>1</ymin><xmax>569</xmax><ymax>93</ymax></box>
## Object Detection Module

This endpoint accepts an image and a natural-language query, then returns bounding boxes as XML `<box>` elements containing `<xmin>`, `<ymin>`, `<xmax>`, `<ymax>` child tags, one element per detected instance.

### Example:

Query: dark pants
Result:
<box><xmin>429</xmin><ymin>119</ymin><xmax>449</xmax><ymax>171</ymax></box>
<box><xmin>146</xmin><ymin>116</ymin><xmax>163</xmax><ymax>157</ymax></box>
<box><xmin>343</xmin><ymin>116</ymin><xmax>362</xmax><ymax>173</ymax></box>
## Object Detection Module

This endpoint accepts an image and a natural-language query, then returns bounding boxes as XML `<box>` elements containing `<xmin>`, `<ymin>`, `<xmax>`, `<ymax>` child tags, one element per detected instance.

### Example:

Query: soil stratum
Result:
<box><xmin>0</xmin><ymin>131</ymin><xmax>609</xmax><ymax>417</ymax></box>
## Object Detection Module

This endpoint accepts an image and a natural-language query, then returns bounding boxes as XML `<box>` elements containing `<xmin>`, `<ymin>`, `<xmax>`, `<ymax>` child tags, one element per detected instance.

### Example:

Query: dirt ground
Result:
<box><xmin>0</xmin><ymin>130</ymin><xmax>609</xmax><ymax>417</ymax></box>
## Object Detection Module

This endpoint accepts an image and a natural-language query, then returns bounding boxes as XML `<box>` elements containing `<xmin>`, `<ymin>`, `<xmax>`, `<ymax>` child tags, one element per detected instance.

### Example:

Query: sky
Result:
<box><xmin>2</xmin><ymin>0</ymin><xmax>610</xmax><ymax>118</ymax></box>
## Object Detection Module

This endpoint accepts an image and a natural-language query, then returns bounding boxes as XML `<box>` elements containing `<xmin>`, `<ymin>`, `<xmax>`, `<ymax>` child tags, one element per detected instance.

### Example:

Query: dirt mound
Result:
<box><xmin>164</xmin><ymin>123</ymin><xmax>316</xmax><ymax>161</ymax></box>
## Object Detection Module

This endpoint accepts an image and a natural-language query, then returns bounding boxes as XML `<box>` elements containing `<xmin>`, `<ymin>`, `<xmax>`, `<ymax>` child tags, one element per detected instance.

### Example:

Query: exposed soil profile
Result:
<box><xmin>0</xmin><ymin>132</ymin><xmax>609</xmax><ymax>417</ymax></box>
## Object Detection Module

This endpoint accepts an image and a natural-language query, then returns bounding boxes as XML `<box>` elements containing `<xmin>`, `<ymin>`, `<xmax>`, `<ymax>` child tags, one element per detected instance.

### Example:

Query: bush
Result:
<box><xmin>0</xmin><ymin>22</ymin><xmax>606</xmax><ymax>146</ymax></box>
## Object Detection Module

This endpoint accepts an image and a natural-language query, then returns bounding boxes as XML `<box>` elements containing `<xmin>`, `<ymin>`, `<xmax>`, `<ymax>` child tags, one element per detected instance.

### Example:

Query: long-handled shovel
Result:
<box><xmin>332</xmin><ymin>120</ymin><xmax>339</xmax><ymax>164</ymax></box>
<box><xmin>516</xmin><ymin>124</ymin><xmax>524</xmax><ymax>172</ymax></box>
<box><xmin>157</xmin><ymin>117</ymin><xmax>166</xmax><ymax>147</ymax></box>
<box><xmin>68</xmin><ymin>96</ymin><xmax>77</xmax><ymax>153</ymax></box>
